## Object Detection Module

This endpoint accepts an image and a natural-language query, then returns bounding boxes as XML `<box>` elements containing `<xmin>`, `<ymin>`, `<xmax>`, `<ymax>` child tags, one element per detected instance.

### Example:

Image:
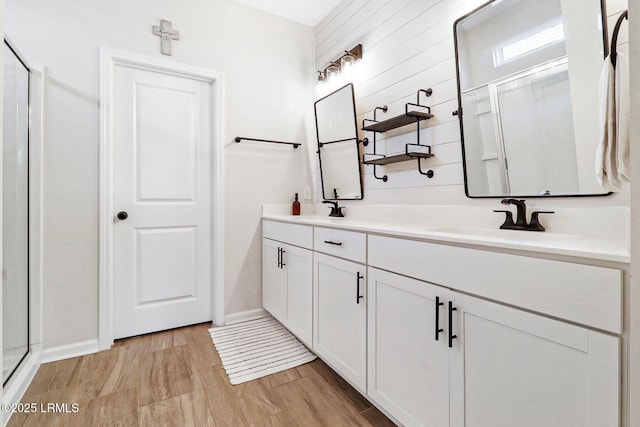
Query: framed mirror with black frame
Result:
<box><xmin>314</xmin><ymin>83</ymin><xmax>364</xmax><ymax>201</ymax></box>
<box><xmin>454</xmin><ymin>0</ymin><xmax>611</xmax><ymax>198</ymax></box>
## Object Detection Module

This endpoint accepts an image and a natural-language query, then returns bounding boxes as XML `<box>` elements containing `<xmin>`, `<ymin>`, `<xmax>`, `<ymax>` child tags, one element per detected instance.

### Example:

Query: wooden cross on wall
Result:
<box><xmin>152</xmin><ymin>20</ymin><xmax>179</xmax><ymax>56</ymax></box>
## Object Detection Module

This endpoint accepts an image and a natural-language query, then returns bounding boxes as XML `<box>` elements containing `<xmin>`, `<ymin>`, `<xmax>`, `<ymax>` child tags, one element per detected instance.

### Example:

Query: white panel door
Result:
<box><xmin>367</xmin><ymin>268</ymin><xmax>450</xmax><ymax>427</ymax></box>
<box><xmin>283</xmin><ymin>244</ymin><xmax>313</xmax><ymax>347</ymax></box>
<box><xmin>450</xmin><ymin>292</ymin><xmax>620</xmax><ymax>427</ymax></box>
<box><xmin>313</xmin><ymin>253</ymin><xmax>366</xmax><ymax>392</ymax></box>
<box><xmin>263</xmin><ymin>238</ymin><xmax>286</xmax><ymax>322</ymax></box>
<box><xmin>262</xmin><ymin>239</ymin><xmax>313</xmax><ymax>347</ymax></box>
<box><xmin>113</xmin><ymin>64</ymin><xmax>212</xmax><ymax>338</ymax></box>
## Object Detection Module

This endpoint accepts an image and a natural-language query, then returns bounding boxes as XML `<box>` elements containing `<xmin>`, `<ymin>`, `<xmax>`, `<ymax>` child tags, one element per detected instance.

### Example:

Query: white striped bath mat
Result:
<box><xmin>209</xmin><ymin>316</ymin><xmax>316</xmax><ymax>385</ymax></box>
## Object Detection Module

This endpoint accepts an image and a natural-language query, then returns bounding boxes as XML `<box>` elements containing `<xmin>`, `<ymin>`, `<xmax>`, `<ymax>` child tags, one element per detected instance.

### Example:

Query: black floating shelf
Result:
<box><xmin>363</xmin><ymin>151</ymin><xmax>434</xmax><ymax>166</ymax></box>
<box><xmin>362</xmin><ymin>111</ymin><xmax>433</xmax><ymax>133</ymax></box>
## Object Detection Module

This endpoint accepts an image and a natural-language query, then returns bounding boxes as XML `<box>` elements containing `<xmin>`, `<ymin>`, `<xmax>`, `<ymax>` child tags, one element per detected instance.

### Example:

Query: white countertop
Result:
<box><xmin>263</xmin><ymin>214</ymin><xmax>630</xmax><ymax>264</ymax></box>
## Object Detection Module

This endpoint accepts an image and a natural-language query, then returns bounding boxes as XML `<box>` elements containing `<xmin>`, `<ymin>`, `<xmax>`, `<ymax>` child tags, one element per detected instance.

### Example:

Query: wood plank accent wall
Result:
<box><xmin>314</xmin><ymin>0</ymin><xmax>629</xmax><ymax>205</ymax></box>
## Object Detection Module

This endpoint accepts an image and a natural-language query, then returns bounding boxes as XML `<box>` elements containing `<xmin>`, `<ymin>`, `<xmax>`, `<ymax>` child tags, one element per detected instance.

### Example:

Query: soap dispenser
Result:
<box><xmin>292</xmin><ymin>193</ymin><xmax>301</xmax><ymax>216</ymax></box>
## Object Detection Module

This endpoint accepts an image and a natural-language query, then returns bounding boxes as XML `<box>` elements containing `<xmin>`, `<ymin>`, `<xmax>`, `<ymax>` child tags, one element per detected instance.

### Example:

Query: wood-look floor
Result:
<box><xmin>7</xmin><ymin>323</ymin><xmax>395</xmax><ymax>427</ymax></box>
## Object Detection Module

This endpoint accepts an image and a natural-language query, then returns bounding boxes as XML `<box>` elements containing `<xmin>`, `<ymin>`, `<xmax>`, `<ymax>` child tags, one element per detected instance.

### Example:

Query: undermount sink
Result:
<box><xmin>428</xmin><ymin>227</ymin><xmax>584</xmax><ymax>240</ymax></box>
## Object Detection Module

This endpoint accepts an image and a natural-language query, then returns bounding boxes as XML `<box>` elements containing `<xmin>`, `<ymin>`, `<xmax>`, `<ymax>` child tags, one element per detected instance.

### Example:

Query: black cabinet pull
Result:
<box><xmin>324</xmin><ymin>240</ymin><xmax>343</xmax><ymax>246</ymax></box>
<box><xmin>448</xmin><ymin>301</ymin><xmax>457</xmax><ymax>348</ymax></box>
<box><xmin>280</xmin><ymin>248</ymin><xmax>286</xmax><ymax>268</ymax></box>
<box><xmin>277</xmin><ymin>247</ymin><xmax>282</xmax><ymax>268</ymax></box>
<box><xmin>356</xmin><ymin>272</ymin><xmax>364</xmax><ymax>304</ymax></box>
<box><xmin>435</xmin><ymin>296</ymin><xmax>444</xmax><ymax>341</ymax></box>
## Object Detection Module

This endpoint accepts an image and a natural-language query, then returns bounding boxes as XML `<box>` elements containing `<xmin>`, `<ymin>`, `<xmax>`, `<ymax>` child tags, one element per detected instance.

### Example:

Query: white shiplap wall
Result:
<box><xmin>314</xmin><ymin>0</ymin><xmax>629</xmax><ymax>207</ymax></box>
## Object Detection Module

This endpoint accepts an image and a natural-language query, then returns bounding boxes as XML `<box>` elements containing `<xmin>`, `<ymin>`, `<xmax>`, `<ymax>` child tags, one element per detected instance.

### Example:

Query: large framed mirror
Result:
<box><xmin>314</xmin><ymin>83</ymin><xmax>363</xmax><ymax>200</ymax></box>
<box><xmin>454</xmin><ymin>0</ymin><xmax>610</xmax><ymax>197</ymax></box>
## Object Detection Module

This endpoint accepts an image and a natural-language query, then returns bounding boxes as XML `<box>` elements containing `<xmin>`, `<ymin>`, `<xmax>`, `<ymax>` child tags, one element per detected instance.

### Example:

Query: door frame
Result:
<box><xmin>98</xmin><ymin>48</ymin><xmax>225</xmax><ymax>350</ymax></box>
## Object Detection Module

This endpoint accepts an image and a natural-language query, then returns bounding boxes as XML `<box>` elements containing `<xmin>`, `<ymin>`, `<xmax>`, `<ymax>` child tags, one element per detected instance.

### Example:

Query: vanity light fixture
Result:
<box><xmin>326</xmin><ymin>63</ymin><xmax>340</xmax><ymax>87</ymax></box>
<box><xmin>340</xmin><ymin>51</ymin><xmax>356</xmax><ymax>76</ymax></box>
<box><xmin>317</xmin><ymin>44</ymin><xmax>363</xmax><ymax>85</ymax></box>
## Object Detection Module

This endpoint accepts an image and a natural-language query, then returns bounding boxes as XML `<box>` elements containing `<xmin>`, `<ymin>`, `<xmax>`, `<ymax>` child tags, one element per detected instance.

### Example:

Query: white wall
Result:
<box><xmin>315</xmin><ymin>0</ymin><xmax>629</xmax><ymax>211</ymax></box>
<box><xmin>4</xmin><ymin>0</ymin><xmax>315</xmax><ymax>348</ymax></box>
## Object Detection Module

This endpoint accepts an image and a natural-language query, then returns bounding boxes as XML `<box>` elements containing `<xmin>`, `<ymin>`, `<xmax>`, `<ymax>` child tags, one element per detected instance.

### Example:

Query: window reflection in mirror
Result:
<box><xmin>314</xmin><ymin>83</ymin><xmax>363</xmax><ymax>200</ymax></box>
<box><xmin>454</xmin><ymin>0</ymin><xmax>610</xmax><ymax>197</ymax></box>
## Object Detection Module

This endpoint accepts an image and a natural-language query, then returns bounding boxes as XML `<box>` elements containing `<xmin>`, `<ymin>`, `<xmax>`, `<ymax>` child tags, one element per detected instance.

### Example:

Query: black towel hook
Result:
<box><xmin>611</xmin><ymin>10</ymin><xmax>628</xmax><ymax>68</ymax></box>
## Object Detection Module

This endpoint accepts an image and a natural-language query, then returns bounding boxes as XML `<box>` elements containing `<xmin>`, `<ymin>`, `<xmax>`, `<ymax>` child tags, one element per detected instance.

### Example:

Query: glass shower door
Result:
<box><xmin>3</xmin><ymin>40</ymin><xmax>30</xmax><ymax>386</ymax></box>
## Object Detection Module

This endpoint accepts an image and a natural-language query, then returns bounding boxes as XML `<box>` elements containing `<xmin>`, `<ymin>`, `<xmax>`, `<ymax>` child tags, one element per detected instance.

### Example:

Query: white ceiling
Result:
<box><xmin>233</xmin><ymin>0</ymin><xmax>342</xmax><ymax>26</ymax></box>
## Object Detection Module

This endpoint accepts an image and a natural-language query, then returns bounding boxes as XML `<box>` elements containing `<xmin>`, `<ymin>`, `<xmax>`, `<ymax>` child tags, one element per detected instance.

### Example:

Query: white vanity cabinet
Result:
<box><xmin>368</xmin><ymin>267</ymin><xmax>620</xmax><ymax>427</ymax></box>
<box><xmin>367</xmin><ymin>268</ymin><xmax>450</xmax><ymax>427</ymax></box>
<box><xmin>449</xmin><ymin>292</ymin><xmax>620</xmax><ymax>427</ymax></box>
<box><xmin>313</xmin><ymin>228</ymin><xmax>367</xmax><ymax>393</ymax></box>
<box><xmin>262</xmin><ymin>221</ymin><xmax>313</xmax><ymax>347</ymax></box>
<box><xmin>262</xmin><ymin>217</ymin><xmax>626</xmax><ymax>426</ymax></box>
<box><xmin>368</xmin><ymin>235</ymin><xmax>622</xmax><ymax>427</ymax></box>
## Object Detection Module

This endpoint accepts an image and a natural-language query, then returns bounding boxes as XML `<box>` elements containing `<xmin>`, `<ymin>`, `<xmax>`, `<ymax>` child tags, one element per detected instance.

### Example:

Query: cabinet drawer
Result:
<box><xmin>263</xmin><ymin>220</ymin><xmax>313</xmax><ymax>249</ymax></box>
<box><xmin>368</xmin><ymin>235</ymin><xmax>622</xmax><ymax>334</ymax></box>
<box><xmin>314</xmin><ymin>227</ymin><xmax>366</xmax><ymax>263</ymax></box>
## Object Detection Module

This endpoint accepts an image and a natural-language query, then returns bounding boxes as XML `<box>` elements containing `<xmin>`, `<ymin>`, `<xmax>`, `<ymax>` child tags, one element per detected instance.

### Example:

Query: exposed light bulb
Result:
<box><xmin>315</xmin><ymin>71</ymin><xmax>326</xmax><ymax>97</ymax></box>
<box><xmin>326</xmin><ymin>64</ymin><xmax>340</xmax><ymax>91</ymax></box>
<box><xmin>340</xmin><ymin>52</ymin><xmax>355</xmax><ymax>82</ymax></box>
<box><xmin>326</xmin><ymin>64</ymin><xmax>339</xmax><ymax>82</ymax></box>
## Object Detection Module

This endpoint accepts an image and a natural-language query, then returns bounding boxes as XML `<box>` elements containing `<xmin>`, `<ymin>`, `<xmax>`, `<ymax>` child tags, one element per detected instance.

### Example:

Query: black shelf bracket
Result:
<box><xmin>364</xmin><ymin>106</ymin><xmax>389</xmax><ymax>181</ymax></box>
<box><xmin>318</xmin><ymin>137</ymin><xmax>368</xmax><ymax>148</ymax></box>
<box><xmin>235</xmin><ymin>136</ymin><xmax>300</xmax><ymax>149</ymax></box>
<box><xmin>361</xmin><ymin>89</ymin><xmax>435</xmax><ymax>180</ymax></box>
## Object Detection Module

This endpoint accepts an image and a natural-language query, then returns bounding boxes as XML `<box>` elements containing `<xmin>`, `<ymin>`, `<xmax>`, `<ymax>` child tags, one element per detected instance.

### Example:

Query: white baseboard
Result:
<box><xmin>2</xmin><ymin>350</ymin><xmax>42</xmax><ymax>427</ymax></box>
<box><xmin>224</xmin><ymin>308</ymin><xmax>269</xmax><ymax>325</ymax></box>
<box><xmin>40</xmin><ymin>339</ymin><xmax>100</xmax><ymax>364</ymax></box>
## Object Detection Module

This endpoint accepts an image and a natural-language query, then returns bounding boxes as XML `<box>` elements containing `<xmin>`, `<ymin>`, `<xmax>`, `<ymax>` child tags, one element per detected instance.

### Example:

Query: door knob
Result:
<box><xmin>116</xmin><ymin>211</ymin><xmax>128</xmax><ymax>221</ymax></box>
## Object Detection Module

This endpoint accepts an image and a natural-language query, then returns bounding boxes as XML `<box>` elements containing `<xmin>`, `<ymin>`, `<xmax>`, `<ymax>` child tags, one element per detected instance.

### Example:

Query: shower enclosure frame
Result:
<box><xmin>2</xmin><ymin>37</ymin><xmax>31</xmax><ymax>388</ymax></box>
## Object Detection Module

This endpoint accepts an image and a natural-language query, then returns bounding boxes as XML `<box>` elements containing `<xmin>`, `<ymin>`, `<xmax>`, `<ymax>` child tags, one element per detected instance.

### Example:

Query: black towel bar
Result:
<box><xmin>234</xmin><ymin>136</ymin><xmax>300</xmax><ymax>148</ymax></box>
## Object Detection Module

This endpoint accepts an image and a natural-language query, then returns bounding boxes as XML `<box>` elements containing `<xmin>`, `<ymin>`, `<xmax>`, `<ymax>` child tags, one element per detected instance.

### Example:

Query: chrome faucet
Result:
<box><xmin>323</xmin><ymin>200</ymin><xmax>344</xmax><ymax>218</ymax></box>
<box><xmin>494</xmin><ymin>199</ymin><xmax>554</xmax><ymax>232</ymax></box>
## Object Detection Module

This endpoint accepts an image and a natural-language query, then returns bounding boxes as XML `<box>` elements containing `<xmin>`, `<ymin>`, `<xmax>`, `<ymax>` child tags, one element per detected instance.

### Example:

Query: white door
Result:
<box><xmin>262</xmin><ymin>239</ymin><xmax>313</xmax><ymax>347</ymax></box>
<box><xmin>263</xmin><ymin>238</ymin><xmax>286</xmax><ymax>321</ymax></box>
<box><xmin>313</xmin><ymin>253</ymin><xmax>366</xmax><ymax>392</ymax></box>
<box><xmin>367</xmin><ymin>268</ymin><xmax>450</xmax><ymax>427</ymax></box>
<box><xmin>450</xmin><ymin>292</ymin><xmax>620</xmax><ymax>427</ymax></box>
<box><xmin>282</xmin><ymin>244</ymin><xmax>313</xmax><ymax>347</ymax></box>
<box><xmin>113</xmin><ymin>63</ymin><xmax>213</xmax><ymax>338</ymax></box>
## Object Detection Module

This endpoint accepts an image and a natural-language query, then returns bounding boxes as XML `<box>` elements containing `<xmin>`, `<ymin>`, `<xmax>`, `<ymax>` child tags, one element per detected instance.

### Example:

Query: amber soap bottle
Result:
<box><xmin>292</xmin><ymin>193</ymin><xmax>301</xmax><ymax>216</ymax></box>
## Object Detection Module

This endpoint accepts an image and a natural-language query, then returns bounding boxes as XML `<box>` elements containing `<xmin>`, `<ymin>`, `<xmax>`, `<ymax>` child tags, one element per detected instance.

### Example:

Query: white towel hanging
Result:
<box><xmin>615</xmin><ymin>52</ymin><xmax>630</xmax><ymax>182</ymax></box>
<box><xmin>596</xmin><ymin>10</ymin><xmax>629</xmax><ymax>191</ymax></box>
<box><xmin>596</xmin><ymin>56</ymin><xmax>620</xmax><ymax>191</ymax></box>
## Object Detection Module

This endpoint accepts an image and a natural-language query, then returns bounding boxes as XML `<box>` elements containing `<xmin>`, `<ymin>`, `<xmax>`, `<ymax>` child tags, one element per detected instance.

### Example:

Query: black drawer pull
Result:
<box><xmin>280</xmin><ymin>248</ymin><xmax>286</xmax><ymax>268</ymax></box>
<box><xmin>324</xmin><ymin>240</ymin><xmax>343</xmax><ymax>246</ymax></box>
<box><xmin>448</xmin><ymin>301</ymin><xmax>457</xmax><ymax>348</ymax></box>
<box><xmin>277</xmin><ymin>247</ymin><xmax>282</xmax><ymax>268</ymax></box>
<box><xmin>435</xmin><ymin>296</ymin><xmax>444</xmax><ymax>341</ymax></box>
<box><xmin>356</xmin><ymin>272</ymin><xmax>364</xmax><ymax>304</ymax></box>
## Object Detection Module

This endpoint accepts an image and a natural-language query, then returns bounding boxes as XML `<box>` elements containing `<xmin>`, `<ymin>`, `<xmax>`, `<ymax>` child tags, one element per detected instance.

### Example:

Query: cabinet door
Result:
<box><xmin>450</xmin><ymin>293</ymin><xmax>620</xmax><ymax>427</ymax></box>
<box><xmin>263</xmin><ymin>238</ymin><xmax>285</xmax><ymax>322</ymax></box>
<box><xmin>283</xmin><ymin>244</ymin><xmax>313</xmax><ymax>347</ymax></box>
<box><xmin>368</xmin><ymin>268</ymin><xmax>450</xmax><ymax>427</ymax></box>
<box><xmin>314</xmin><ymin>253</ymin><xmax>367</xmax><ymax>392</ymax></box>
